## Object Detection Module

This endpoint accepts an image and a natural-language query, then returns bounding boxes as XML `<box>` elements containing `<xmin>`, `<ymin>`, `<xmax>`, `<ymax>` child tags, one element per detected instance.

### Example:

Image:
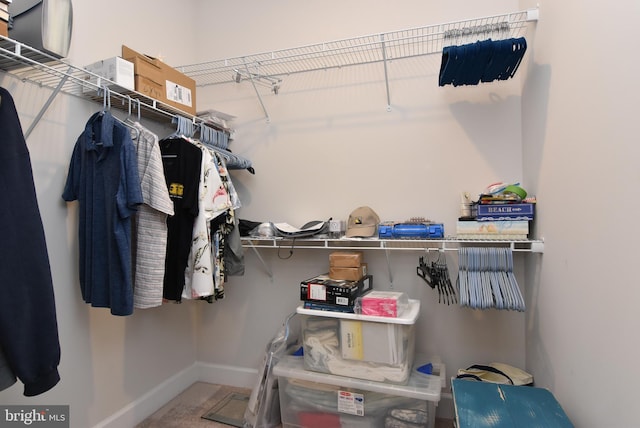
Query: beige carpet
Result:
<box><xmin>136</xmin><ymin>382</ymin><xmax>252</xmax><ymax>428</ymax></box>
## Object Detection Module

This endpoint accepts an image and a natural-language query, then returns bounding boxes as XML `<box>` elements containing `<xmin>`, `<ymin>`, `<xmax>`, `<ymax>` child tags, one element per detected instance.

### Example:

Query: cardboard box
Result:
<box><xmin>296</xmin><ymin>299</ymin><xmax>421</xmax><ymax>384</ymax></box>
<box><xmin>122</xmin><ymin>45</ymin><xmax>197</xmax><ymax>115</ymax></box>
<box><xmin>163</xmin><ymin>67</ymin><xmax>195</xmax><ymax>115</ymax></box>
<box><xmin>127</xmin><ymin>55</ymin><xmax>163</xmax><ymax>86</ymax></box>
<box><xmin>329</xmin><ymin>251</ymin><xmax>364</xmax><ymax>268</ymax></box>
<box><xmin>134</xmin><ymin>75</ymin><xmax>163</xmax><ymax>101</ymax></box>
<box><xmin>329</xmin><ymin>263</ymin><xmax>367</xmax><ymax>281</ymax></box>
<box><xmin>273</xmin><ymin>355</ymin><xmax>444</xmax><ymax>428</ymax></box>
<box><xmin>300</xmin><ymin>274</ymin><xmax>372</xmax><ymax>306</ymax></box>
<box><xmin>0</xmin><ymin>19</ymin><xmax>8</xmax><ymax>38</ymax></box>
<box><xmin>122</xmin><ymin>45</ymin><xmax>162</xmax><ymax>74</ymax></box>
<box><xmin>83</xmin><ymin>56</ymin><xmax>135</xmax><ymax>92</ymax></box>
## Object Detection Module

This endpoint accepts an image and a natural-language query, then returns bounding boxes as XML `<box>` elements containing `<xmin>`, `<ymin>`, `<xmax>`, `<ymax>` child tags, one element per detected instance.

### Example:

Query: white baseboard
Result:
<box><xmin>92</xmin><ymin>362</ymin><xmax>257</xmax><ymax>428</ymax></box>
<box><xmin>196</xmin><ymin>361</ymin><xmax>259</xmax><ymax>389</ymax></box>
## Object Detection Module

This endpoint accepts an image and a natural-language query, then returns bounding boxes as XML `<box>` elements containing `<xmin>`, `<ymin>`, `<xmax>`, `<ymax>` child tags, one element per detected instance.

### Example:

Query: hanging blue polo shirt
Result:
<box><xmin>62</xmin><ymin>111</ymin><xmax>143</xmax><ymax>316</ymax></box>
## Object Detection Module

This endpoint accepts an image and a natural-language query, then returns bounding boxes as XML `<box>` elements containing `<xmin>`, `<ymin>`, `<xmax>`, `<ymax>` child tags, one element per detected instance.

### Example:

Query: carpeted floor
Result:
<box><xmin>135</xmin><ymin>382</ymin><xmax>252</xmax><ymax>428</ymax></box>
<box><xmin>136</xmin><ymin>382</ymin><xmax>454</xmax><ymax>428</ymax></box>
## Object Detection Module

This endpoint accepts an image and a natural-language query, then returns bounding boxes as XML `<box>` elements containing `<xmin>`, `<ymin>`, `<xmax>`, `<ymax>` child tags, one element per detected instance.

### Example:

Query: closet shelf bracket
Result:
<box><xmin>243</xmin><ymin>60</ymin><xmax>271</xmax><ymax>123</ymax></box>
<box><xmin>246</xmin><ymin>239</ymin><xmax>273</xmax><ymax>279</ymax></box>
<box><xmin>380</xmin><ymin>33</ymin><xmax>392</xmax><ymax>112</ymax></box>
<box><xmin>382</xmin><ymin>241</ymin><xmax>394</xmax><ymax>288</ymax></box>
<box><xmin>24</xmin><ymin>65</ymin><xmax>71</xmax><ymax>139</ymax></box>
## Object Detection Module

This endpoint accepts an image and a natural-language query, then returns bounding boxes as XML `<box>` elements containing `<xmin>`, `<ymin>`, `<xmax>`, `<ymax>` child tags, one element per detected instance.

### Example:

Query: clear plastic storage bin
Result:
<box><xmin>297</xmin><ymin>299</ymin><xmax>420</xmax><ymax>384</ymax></box>
<box><xmin>273</xmin><ymin>355</ymin><xmax>444</xmax><ymax>428</ymax></box>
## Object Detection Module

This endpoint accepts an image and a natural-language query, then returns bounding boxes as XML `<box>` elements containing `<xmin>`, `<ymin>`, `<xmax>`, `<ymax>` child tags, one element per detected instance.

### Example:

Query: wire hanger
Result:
<box><xmin>100</xmin><ymin>86</ymin><xmax>140</xmax><ymax>140</ymax></box>
<box><xmin>124</xmin><ymin>95</ymin><xmax>135</xmax><ymax>124</ymax></box>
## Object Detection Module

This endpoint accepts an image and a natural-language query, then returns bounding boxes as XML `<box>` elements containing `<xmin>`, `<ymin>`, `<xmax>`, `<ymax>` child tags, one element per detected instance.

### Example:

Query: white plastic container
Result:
<box><xmin>83</xmin><ymin>56</ymin><xmax>135</xmax><ymax>92</ymax></box>
<box><xmin>297</xmin><ymin>299</ymin><xmax>420</xmax><ymax>384</ymax></box>
<box><xmin>273</xmin><ymin>355</ymin><xmax>444</xmax><ymax>428</ymax></box>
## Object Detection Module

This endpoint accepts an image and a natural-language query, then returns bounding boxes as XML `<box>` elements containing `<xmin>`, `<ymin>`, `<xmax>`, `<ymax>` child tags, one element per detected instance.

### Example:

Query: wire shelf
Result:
<box><xmin>0</xmin><ymin>36</ymin><xmax>200</xmax><ymax>124</ymax></box>
<box><xmin>241</xmin><ymin>237</ymin><xmax>544</xmax><ymax>253</ymax></box>
<box><xmin>179</xmin><ymin>9</ymin><xmax>538</xmax><ymax>87</ymax></box>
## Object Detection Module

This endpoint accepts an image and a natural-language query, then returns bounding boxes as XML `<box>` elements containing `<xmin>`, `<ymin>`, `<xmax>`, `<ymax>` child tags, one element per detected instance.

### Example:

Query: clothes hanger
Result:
<box><xmin>124</xmin><ymin>95</ymin><xmax>135</xmax><ymax>124</ymax></box>
<box><xmin>100</xmin><ymin>86</ymin><xmax>140</xmax><ymax>140</ymax></box>
<box><xmin>101</xmin><ymin>85</ymin><xmax>110</xmax><ymax>114</ymax></box>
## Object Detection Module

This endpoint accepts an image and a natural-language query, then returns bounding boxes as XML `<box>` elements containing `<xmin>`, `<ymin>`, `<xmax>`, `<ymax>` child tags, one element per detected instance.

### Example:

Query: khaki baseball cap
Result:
<box><xmin>345</xmin><ymin>206</ymin><xmax>380</xmax><ymax>238</ymax></box>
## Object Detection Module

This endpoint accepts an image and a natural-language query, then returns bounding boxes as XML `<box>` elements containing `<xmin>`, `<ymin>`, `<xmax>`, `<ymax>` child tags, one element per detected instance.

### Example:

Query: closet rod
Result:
<box><xmin>179</xmin><ymin>8</ymin><xmax>539</xmax><ymax>87</ymax></box>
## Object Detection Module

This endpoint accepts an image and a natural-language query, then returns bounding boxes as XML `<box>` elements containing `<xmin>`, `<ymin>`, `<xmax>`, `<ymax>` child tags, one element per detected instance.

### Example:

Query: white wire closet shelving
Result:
<box><xmin>241</xmin><ymin>237</ymin><xmax>544</xmax><ymax>253</ymax></box>
<box><xmin>178</xmin><ymin>8</ymin><xmax>538</xmax><ymax>118</ymax></box>
<box><xmin>241</xmin><ymin>236</ymin><xmax>544</xmax><ymax>283</ymax></box>
<box><xmin>179</xmin><ymin>8</ymin><xmax>539</xmax><ymax>87</ymax></box>
<box><xmin>0</xmin><ymin>36</ymin><xmax>204</xmax><ymax>137</ymax></box>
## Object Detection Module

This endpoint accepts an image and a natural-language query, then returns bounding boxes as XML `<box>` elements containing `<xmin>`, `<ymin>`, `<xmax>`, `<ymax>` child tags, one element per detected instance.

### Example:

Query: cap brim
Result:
<box><xmin>345</xmin><ymin>225</ymin><xmax>377</xmax><ymax>238</ymax></box>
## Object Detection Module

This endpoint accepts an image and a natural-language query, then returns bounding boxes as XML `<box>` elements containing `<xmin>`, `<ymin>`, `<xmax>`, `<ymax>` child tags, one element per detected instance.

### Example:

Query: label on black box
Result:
<box><xmin>335</xmin><ymin>296</ymin><xmax>349</xmax><ymax>305</ymax></box>
<box><xmin>308</xmin><ymin>283</ymin><xmax>327</xmax><ymax>301</ymax></box>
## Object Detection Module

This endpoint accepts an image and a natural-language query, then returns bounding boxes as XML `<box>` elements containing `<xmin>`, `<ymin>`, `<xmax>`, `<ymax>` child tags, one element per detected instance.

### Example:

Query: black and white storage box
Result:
<box><xmin>273</xmin><ymin>355</ymin><xmax>444</xmax><ymax>428</ymax></box>
<box><xmin>297</xmin><ymin>299</ymin><xmax>420</xmax><ymax>384</ymax></box>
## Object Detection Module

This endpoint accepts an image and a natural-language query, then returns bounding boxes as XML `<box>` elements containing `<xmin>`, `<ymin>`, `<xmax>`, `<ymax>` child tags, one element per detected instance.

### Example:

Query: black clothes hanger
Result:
<box><xmin>439</xmin><ymin>37</ymin><xmax>527</xmax><ymax>87</ymax></box>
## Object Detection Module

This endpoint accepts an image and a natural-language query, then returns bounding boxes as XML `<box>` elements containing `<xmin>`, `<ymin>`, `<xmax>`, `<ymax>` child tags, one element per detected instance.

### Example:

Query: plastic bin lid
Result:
<box><xmin>273</xmin><ymin>355</ymin><xmax>442</xmax><ymax>402</ymax></box>
<box><xmin>296</xmin><ymin>299</ymin><xmax>421</xmax><ymax>324</ymax></box>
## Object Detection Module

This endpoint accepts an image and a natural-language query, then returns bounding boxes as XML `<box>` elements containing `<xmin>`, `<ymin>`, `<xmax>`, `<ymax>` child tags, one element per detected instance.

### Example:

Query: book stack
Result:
<box><xmin>457</xmin><ymin>184</ymin><xmax>536</xmax><ymax>240</ymax></box>
<box><xmin>0</xmin><ymin>0</ymin><xmax>10</xmax><ymax>38</ymax></box>
<box><xmin>456</xmin><ymin>219</ymin><xmax>530</xmax><ymax>240</ymax></box>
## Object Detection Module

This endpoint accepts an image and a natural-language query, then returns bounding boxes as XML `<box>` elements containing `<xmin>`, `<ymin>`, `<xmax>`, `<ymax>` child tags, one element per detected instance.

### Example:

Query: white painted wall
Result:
<box><xmin>5</xmin><ymin>0</ymin><xmax>635</xmax><ymax>427</ymax></box>
<box><xmin>520</xmin><ymin>1</ymin><xmax>640</xmax><ymax>427</ymax></box>
<box><xmin>192</xmin><ymin>0</ymin><xmax>527</xmax><ymax>421</ymax></box>
<box><xmin>0</xmin><ymin>1</ymin><xmax>202</xmax><ymax>427</ymax></box>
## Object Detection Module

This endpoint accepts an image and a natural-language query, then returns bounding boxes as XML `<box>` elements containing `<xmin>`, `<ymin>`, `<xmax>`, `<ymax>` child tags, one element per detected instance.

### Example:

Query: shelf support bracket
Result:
<box><xmin>24</xmin><ymin>66</ymin><xmax>72</xmax><ymax>139</ymax></box>
<box><xmin>247</xmin><ymin>240</ymin><xmax>273</xmax><ymax>279</ymax></box>
<box><xmin>380</xmin><ymin>34</ymin><xmax>392</xmax><ymax>112</ymax></box>
<box><xmin>243</xmin><ymin>60</ymin><xmax>271</xmax><ymax>123</ymax></box>
<box><xmin>382</xmin><ymin>241</ymin><xmax>394</xmax><ymax>288</ymax></box>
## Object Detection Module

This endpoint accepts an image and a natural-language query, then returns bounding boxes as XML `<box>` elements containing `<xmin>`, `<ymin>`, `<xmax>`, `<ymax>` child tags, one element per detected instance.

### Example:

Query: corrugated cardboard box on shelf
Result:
<box><xmin>0</xmin><ymin>19</ymin><xmax>7</xmax><ymax>37</ymax></box>
<box><xmin>329</xmin><ymin>251</ymin><xmax>364</xmax><ymax>268</ymax></box>
<box><xmin>126</xmin><ymin>54</ymin><xmax>163</xmax><ymax>85</ymax></box>
<box><xmin>329</xmin><ymin>263</ymin><xmax>367</xmax><ymax>281</ymax></box>
<box><xmin>122</xmin><ymin>45</ymin><xmax>196</xmax><ymax>115</ymax></box>
<box><xmin>134</xmin><ymin>75</ymin><xmax>163</xmax><ymax>101</ymax></box>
